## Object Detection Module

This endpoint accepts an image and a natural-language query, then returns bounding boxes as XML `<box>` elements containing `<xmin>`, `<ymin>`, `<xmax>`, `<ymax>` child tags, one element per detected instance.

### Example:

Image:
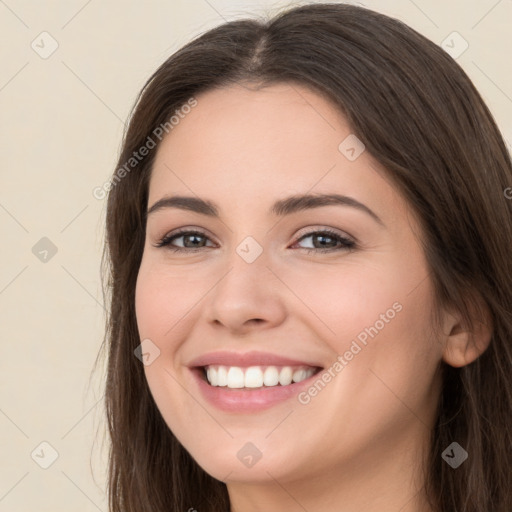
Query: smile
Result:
<box><xmin>203</xmin><ymin>365</ymin><xmax>321</xmax><ymax>389</ymax></box>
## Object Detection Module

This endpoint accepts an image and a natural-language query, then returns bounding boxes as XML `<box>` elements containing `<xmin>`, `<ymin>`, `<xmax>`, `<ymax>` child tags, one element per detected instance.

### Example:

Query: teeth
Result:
<box><xmin>263</xmin><ymin>366</ymin><xmax>279</xmax><ymax>386</ymax></box>
<box><xmin>217</xmin><ymin>366</ymin><xmax>228</xmax><ymax>386</ymax></box>
<box><xmin>279</xmin><ymin>366</ymin><xmax>293</xmax><ymax>386</ymax></box>
<box><xmin>292</xmin><ymin>368</ymin><xmax>307</xmax><ymax>383</ymax></box>
<box><xmin>245</xmin><ymin>366</ymin><xmax>263</xmax><ymax>388</ymax></box>
<box><xmin>227</xmin><ymin>367</ymin><xmax>245</xmax><ymax>388</ymax></box>
<box><xmin>204</xmin><ymin>365</ymin><xmax>317</xmax><ymax>388</ymax></box>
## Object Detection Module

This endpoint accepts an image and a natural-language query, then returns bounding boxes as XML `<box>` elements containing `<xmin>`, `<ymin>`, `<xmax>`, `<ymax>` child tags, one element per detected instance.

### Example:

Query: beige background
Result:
<box><xmin>0</xmin><ymin>0</ymin><xmax>510</xmax><ymax>510</ymax></box>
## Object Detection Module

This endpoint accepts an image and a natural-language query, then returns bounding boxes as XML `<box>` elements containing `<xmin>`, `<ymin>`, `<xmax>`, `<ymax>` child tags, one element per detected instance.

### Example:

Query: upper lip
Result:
<box><xmin>188</xmin><ymin>350</ymin><xmax>324</xmax><ymax>369</ymax></box>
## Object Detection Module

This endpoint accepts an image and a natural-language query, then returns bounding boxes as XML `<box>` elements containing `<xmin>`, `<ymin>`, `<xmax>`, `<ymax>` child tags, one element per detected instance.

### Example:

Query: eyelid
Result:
<box><xmin>157</xmin><ymin>226</ymin><xmax>217</xmax><ymax>243</ymax></box>
<box><xmin>293</xmin><ymin>225</ymin><xmax>356</xmax><ymax>244</ymax></box>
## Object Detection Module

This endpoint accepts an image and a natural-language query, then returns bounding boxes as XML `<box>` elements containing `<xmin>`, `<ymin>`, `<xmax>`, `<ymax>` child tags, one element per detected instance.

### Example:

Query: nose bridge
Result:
<box><xmin>234</xmin><ymin>234</ymin><xmax>266</xmax><ymax>266</ymax></box>
<box><xmin>219</xmin><ymin>233</ymin><xmax>272</xmax><ymax>299</ymax></box>
<box><xmin>205</xmin><ymin>233</ymin><xmax>286</xmax><ymax>330</ymax></box>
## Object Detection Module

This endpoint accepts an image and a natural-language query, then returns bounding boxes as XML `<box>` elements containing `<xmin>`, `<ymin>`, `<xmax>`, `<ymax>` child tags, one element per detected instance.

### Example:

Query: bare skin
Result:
<box><xmin>135</xmin><ymin>82</ymin><xmax>491</xmax><ymax>512</ymax></box>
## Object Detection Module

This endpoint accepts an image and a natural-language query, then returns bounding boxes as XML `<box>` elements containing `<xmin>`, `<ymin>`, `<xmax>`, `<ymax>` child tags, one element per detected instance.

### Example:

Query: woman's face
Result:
<box><xmin>135</xmin><ymin>82</ymin><xmax>445</xmax><ymax>491</ymax></box>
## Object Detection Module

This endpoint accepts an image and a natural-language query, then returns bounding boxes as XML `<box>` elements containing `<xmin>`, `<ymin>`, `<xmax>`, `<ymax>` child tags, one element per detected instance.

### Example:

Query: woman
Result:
<box><xmin>97</xmin><ymin>3</ymin><xmax>512</xmax><ymax>511</ymax></box>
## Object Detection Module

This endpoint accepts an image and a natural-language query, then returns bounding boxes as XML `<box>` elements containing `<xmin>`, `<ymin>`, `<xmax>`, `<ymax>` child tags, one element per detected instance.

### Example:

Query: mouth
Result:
<box><xmin>188</xmin><ymin>353</ymin><xmax>326</xmax><ymax>412</ymax></box>
<box><xmin>196</xmin><ymin>364</ymin><xmax>323</xmax><ymax>389</ymax></box>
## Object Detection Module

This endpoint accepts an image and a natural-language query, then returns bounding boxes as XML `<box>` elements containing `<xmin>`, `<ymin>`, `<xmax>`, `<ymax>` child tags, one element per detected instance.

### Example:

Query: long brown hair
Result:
<box><xmin>95</xmin><ymin>3</ymin><xmax>512</xmax><ymax>511</ymax></box>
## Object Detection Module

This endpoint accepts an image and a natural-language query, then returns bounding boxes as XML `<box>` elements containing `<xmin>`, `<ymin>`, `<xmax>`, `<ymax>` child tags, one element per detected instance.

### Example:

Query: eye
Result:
<box><xmin>154</xmin><ymin>229</ymin><xmax>214</xmax><ymax>252</ymax></box>
<box><xmin>291</xmin><ymin>229</ymin><xmax>356</xmax><ymax>253</ymax></box>
<box><xmin>154</xmin><ymin>228</ymin><xmax>356</xmax><ymax>253</ymax></box>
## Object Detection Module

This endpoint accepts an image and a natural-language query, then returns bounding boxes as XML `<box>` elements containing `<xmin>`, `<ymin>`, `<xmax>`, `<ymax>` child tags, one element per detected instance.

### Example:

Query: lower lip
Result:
<box><xmin>189</xmin><ymin>367</ymin><xmax>322</xmax><ymax>413</ymax></box>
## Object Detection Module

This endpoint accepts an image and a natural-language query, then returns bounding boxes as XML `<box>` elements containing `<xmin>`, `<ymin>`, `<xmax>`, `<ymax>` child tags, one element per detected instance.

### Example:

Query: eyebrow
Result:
<box><xmin>146</xmin><ymin>193</ymin><xmax>385</xmax><ymax>226</ymax></box>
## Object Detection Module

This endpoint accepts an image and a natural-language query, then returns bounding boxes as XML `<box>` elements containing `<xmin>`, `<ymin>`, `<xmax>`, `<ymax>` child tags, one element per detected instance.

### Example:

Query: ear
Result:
<box><xmin>441</xmin><ymin>293</ymin><xmax>493</xmax><ymax>368</ymax></box>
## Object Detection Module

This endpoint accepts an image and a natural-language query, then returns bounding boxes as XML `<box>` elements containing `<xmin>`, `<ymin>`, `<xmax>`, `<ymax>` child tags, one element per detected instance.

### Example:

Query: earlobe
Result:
<box><xmin>441</xmin><ymin>295</ymin><xmax>493</xmax><ymax>368</ymax></box>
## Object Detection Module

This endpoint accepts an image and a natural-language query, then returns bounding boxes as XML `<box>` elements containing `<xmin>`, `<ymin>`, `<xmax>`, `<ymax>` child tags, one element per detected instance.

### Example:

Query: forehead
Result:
<box><xmin>147</xmin><ymin>82</ymin><xmax>406</xmax><ymax>224</ymax></box>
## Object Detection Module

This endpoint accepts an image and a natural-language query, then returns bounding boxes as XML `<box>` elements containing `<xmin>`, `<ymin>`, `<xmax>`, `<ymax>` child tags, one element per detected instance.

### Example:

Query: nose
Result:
<box><xmin>204</xmin><ymin>247</ymin><xmax>287</xmax><ymax>336</ymax></box>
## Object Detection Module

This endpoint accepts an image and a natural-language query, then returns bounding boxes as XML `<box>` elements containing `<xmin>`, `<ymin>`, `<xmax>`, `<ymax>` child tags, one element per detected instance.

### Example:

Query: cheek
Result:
<box><xmin>134</xmin><ymin>261</ymin><xmax>202</xmax><ymax>345</ymax></box>
<box><xmin>134</xmin><ymin>264</ymin><xmax>199</xmax><ymax>443</ymax></box>
<box><xmin>134</xmin><ymin>269</ymin><xmax>169</xmax><ymax>340</ymax></box>
<box><xmin>278</xmin><ymin>256</ymin><xmax>441</xmax><ymax>394</ymax></box>
<box><xmin>272</xmin><ymin>258</ymin><xmax>411</xmax><ymax>349</ymax></box>
<box><xmin>288</xmin><ymin>268</ymin><xmax>440</xmax><ymax>455</ymax></box>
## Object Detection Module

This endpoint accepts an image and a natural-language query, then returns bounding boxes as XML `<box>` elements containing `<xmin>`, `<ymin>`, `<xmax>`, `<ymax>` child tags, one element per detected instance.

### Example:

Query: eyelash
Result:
<box><xmin>154</xmin><ymin>228</ymin><xmax>356</xmax><ymax>254</ymax></box>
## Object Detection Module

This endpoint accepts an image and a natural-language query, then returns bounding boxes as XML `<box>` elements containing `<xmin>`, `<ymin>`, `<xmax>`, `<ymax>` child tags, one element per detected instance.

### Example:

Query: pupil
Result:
<box><xmin>316</xmin><ymin>234</ymin><xmax>334</xmax><ymax>248</ymax></box>
<box><xmin>186</xmin><ymin>234</ymin><xmax>203</xmax><ymax>247</ymax></box>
